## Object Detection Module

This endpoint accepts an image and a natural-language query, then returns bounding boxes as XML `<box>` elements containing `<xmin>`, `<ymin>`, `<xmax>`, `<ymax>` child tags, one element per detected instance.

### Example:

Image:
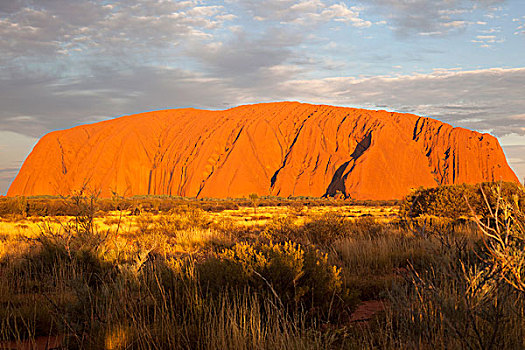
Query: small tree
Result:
<box><xmin>248</xmin><ymin>193</ymin><xmax>260</xmax><ymax>214</ymax></box>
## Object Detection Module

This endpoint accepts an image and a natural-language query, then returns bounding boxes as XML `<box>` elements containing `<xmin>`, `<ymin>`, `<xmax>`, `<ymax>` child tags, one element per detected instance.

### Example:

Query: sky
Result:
<box><xmin>1</xmin><ymin>0</ymin><xmax>524</xmax><ymax>194</ymax></box>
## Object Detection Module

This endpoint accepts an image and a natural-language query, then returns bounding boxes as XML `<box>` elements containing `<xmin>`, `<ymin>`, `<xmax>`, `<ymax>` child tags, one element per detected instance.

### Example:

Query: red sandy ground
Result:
<box><xmin>0</xmin><ymin>335</ymin><xmax>64</xmax><ymax>350</ymax></box>
<box><xmin>349</xmin><ymin>300</ymin><xmax>386</xmax><ymax>323</ymax></box>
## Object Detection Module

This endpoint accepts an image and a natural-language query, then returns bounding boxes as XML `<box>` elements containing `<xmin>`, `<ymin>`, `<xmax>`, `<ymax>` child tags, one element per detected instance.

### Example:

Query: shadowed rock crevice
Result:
<box><xmin>350</xmin><ymin>132</ymin><xmax>372</xmax><ymax>160</ymax></box>
<box><xmin>324</xmin><ymin>161</ymin><xmax>350</xmax><ymax>197</ymax></box>
<box><xmin>324</xmin><ymin>132</ymin><xmax>373</xmax><ymax>198</ymax></box>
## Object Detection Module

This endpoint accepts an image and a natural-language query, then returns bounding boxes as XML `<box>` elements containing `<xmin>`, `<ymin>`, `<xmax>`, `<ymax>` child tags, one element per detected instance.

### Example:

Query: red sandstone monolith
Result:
<box><xmin>8</xmin><ymin>102</ymin><xmax>518</xmax><ymax>199</ymax></box>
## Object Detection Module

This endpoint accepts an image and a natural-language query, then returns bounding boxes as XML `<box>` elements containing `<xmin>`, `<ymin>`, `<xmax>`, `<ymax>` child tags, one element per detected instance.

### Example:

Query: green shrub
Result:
<box><xmin>302</xmin><ymin>212</ymin><xmax>348</xmax><ymax>245</ymax></box>
<box><xmin>402</xmin><ymin>182</ymin><xmax>525</xmax><ymax>219</ymax></box>
<box><xmin>197</xmin><ymin>241</ymin><xmax>357</xmax><ymax>320</ymax></box>
<box><xmin>261</xmin><ymin>215</ymin><xmax>300</xmax><ymax>243</ymax></box>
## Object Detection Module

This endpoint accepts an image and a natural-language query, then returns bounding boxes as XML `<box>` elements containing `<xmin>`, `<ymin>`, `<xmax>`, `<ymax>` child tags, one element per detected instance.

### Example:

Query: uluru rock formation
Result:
<box><xmin>8</xmin><ymin>102</ymin><xmax>518</xmax><ymax>200</ymax></box>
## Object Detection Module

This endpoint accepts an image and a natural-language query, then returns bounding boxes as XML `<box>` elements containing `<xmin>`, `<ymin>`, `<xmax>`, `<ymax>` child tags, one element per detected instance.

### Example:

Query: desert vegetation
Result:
<box><xmin>0</xmin><ymin>182</ymin><xmax>524</xmax><ymax>349</ymax></box>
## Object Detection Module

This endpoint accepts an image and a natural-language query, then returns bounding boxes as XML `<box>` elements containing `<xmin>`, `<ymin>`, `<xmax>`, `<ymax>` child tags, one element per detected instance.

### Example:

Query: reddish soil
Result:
<box><xmin>0</xmin><ymin>335</ymin><xmax>64</xmax><ymax>350</ymax></box>
<box><xmin>349</xmin><ymin>300</ymin><xmax>386</xmax><ymax>323</ymax></box>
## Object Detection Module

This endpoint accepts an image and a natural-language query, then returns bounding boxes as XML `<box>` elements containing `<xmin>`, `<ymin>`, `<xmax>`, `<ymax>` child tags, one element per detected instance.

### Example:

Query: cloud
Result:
<box><xmin>359</xmin><ymin>0</ymin><xmax>506</xmax><ymax>36</ymax></box>
<box><xmin>0</xmin><ymin>0</ymin><xmax>234</xmax><ymax>64</ymax></box>
<box><xmin>295</xmin><ymin>3</ymin><xmax>371</xmax><ymax>27</ymax></box>
<box><xmin>0</xmin><ymin>0</ymin><xmax>24</xmax><ymax>14</ymax></box>
<box><xmin>509</xmin><ymin>114</ymin><xmax>525</xmax><ymax>120</ymax></box>
<box><xmin>471</xmin><ymin>33</ymin><xmax>505</xmax><ymax>47</ymax></box>
<box><xmin>2</xmin><ymin>63</ymin><xmax>523</xmax><ymax>140</ymax></box>
<box><xmin>184</xmin><ymin>26</ymin><xmax>311</xmax><ymax>89</ymax></box>
<box><xmin>229</xmin><ymin>0</ymin><xmax>371</xmax><ymax>27</ymax></box>
<box><xmin>514</xmin><ymin>17</ymin><xmax>525</xmax><ymax>35</ymax></box>
<box><xmin>0</xmin><ymin>65</ymin><xmax>244</xmax><ymax>138</ymax></box>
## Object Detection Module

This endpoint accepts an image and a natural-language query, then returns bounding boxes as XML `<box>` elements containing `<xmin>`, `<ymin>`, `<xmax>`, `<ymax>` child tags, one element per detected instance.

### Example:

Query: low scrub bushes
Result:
<box><xmin>197</xmin><ymin>241</ymin><xmax>358</xmax><ymax>320</ymax></box>
<box><xmin>355</xmin><ymin>184</ymin><xmax>525</xmax><ymax>349</ymax></box>
<box><xmin>0</xmin><ymin>193</ymin><xmax>358</xmax><ymax>347</ymax></box>
<box><xmin>403</xmin><ymin>181</ymin><xmax>525</xmax><ymax>219</ymax></box>
<box><xmin>302</xmin><ymin>212</ymin><xmax>348</xmax><ymax>245</ymax></box>
<box><xmin>1</xmin><ymin>237</ymin><xmax>355</xmax><ymax>347</ymax></box>
<box><xmin>2</xmin><ymin>182</ymin><xmax>525</xmax><ymax>348</ymax></box>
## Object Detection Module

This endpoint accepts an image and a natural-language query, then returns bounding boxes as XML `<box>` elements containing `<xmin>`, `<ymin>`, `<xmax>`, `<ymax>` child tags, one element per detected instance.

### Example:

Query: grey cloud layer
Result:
<box><xmin>360</xmin><ymin>0</ymin><xmax>505</xmax><ymax>36</ymax></box>
<box><xmin>0</xmin><ymin>0</ymin><xmax>523</xmax><ymax>192</ymax></box>
<box><xmin>0</xmin><ymin>0</ymin><xmax>232</xmax><ymax>65</ymax></box>
<box><xmin>503</xmin><ymin>145</ymin><xmax>525</xmax><ymax>182</ymax></box>
<box><xmin>2</xmin><ymin>64</ymin><xmax>523</xmax><ymax>138</ymax></box>
<box><xmin>0</xmin><ymin>0</ymin><xmax>520</xmax><ymax>139</ymax></box>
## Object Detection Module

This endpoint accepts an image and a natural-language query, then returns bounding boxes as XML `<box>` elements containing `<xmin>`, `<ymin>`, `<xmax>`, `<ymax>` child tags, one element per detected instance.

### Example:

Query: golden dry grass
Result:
<box><xmin>1</xmin><ymin>189</ymin><xmax>524</xmax><ymax>349</ymax></box>
<box><xmin>0</xmin><ymin>204</ymin><xmax>397</xmax><ymax>260</ymax></box>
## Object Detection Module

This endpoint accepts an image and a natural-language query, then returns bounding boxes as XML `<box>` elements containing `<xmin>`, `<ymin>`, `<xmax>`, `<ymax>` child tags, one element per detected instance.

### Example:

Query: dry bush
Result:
<box><xmin>0</xmin><ymin>227</ymin><xmax>350</xmax><ymax>348</ymax></box>
<box><xmin>471</xmin><ymin>185</ymin><xmax>525</xmax><ymax>292</ymax></box>
<box><xmin>261</xmin><ymin>215</ymin><xmax>300</xmax><ymax>243</ymax></box>
<box><xmin>403</xmin><ymin>181</ymin><xmax>524</xmax><ymax>220</ymax></box>
<box><xmin>359</xmin><ymin>184</ymin><xmax>525</xmax><ymax>350</ymax></box>
<box><xmin>197</xmin><ymin>240</ymin><xmax>358</xmax><ymax>321</ymax></box>
<box><xmin>154</xmin><ymin>206</ymin><xmax>211</xmax><ymax>233</ymax></box>
<box><xmin>301</xmin><ymin>212</ymin><xmax>348</xmax><ymax>245</ymax></box>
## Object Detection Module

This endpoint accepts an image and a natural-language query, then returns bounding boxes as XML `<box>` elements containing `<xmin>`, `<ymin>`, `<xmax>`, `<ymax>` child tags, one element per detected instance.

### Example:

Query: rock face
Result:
<box><xmin>8</xmin><ymin>102</ymin><xmax>518</xmax><ymax>199</ymax></box>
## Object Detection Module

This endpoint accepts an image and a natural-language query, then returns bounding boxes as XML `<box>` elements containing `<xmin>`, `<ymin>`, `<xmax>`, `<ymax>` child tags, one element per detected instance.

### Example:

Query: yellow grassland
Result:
<box><xmin>0</xmin><ymin>205</ymin><xmax>397</xmax><ymax>259</ymax></box>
